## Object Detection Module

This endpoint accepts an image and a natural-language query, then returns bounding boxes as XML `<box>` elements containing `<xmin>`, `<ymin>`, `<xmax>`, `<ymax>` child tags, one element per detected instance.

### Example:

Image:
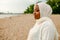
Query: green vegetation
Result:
<box><xmin>24</xmin><ymin>0</ymin><xmax>60</xmax><ymax>14</ymax></box>
<box><xmin>47</xmin><ymin>0</ymin><xmax>60</xmax><ymax>14</ymax></box>
<box><xmin>24</xmin><ymin>4</ymin><xmax>34</xmax><ymax>14</ymax></box>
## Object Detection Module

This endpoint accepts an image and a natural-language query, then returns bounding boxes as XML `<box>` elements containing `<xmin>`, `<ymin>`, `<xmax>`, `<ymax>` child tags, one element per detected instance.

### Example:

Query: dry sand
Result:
<box><xmin>0</xmin><ymin>14</ymin><xmax>60</xmax><ymax>40</ymax></box>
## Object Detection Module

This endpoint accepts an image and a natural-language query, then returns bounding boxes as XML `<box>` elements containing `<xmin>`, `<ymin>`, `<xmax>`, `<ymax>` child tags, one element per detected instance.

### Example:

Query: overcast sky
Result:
<box><xmin>0</xmin><ymin>0</ymin><xmax>46</xmax><ymax>13</ymax></box>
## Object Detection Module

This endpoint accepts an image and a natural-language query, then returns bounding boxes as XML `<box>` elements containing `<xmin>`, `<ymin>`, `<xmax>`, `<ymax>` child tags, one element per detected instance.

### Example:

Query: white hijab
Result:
<box><xmin>37</xmin><ymin>2</ymin><xmax>52</xmax><ymax>17</ymax></box>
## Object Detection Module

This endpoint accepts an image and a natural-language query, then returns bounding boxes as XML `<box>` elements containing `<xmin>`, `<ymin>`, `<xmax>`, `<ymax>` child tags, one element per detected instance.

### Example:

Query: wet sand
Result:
<box><xmin>0</xmin><ymin>14</ymin><xmax>60</xmax><ymax>40</ymax></box>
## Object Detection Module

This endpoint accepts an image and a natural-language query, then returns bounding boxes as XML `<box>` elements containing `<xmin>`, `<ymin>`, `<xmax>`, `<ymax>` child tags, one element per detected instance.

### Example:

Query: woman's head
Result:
<box><xmin>33</xmin><ymin>2</ymin><xmax>52</xmax><ymax>20</ymax></box>
<box><xmin>33</xmin><ymin>4</ymin><xmax>40</xmax><ymax>19</ymax></box>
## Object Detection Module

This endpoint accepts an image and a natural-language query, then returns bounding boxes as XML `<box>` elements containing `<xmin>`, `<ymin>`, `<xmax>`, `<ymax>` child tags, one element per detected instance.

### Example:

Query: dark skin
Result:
<box><xmin>33</xmin><ymin>4</ymin><xmax>40</xmax><ymax>20</ymax></box>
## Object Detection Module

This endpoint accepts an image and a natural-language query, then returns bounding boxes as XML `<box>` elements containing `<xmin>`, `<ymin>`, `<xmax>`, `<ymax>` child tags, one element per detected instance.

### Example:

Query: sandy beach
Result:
<box><xmin>0</xmin><ymin>14</ymin><xmax>60</xmax><ymax>40</ymax></box>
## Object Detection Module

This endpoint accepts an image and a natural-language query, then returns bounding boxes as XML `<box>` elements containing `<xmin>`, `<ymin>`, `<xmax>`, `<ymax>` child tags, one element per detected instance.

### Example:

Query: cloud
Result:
<box><xmin>0</xmin><ymin>0</ymin><xmax>29</xmax><ymax>13</ymax></box>
<box><xmin>0</xmin><ymin>0</ymin><xmax>45</xmax><ymax>13</ymax></box>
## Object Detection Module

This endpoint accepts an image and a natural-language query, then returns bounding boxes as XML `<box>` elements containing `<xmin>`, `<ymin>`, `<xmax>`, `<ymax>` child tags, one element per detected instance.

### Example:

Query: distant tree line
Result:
<box><xmin>47</xmin><ymin>0</ymin><xmax>60</xmax><ymax>14</ymax></box>
<box><xmin>24</xmin><ymin>4</ymin><xmax>34</xmax><ymax>14</ymax></box>
<box><xmin>24</xmin><ymin>0</ymin><xmax>60</xmax><ymax>14</ymax></box>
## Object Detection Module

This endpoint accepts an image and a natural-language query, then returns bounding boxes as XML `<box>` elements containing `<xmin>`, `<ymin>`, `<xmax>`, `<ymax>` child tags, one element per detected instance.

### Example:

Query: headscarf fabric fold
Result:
<box><xmin>37</xmin><ymin>2</ymin><xmax>52</xmax><ymax>17</ymax></box>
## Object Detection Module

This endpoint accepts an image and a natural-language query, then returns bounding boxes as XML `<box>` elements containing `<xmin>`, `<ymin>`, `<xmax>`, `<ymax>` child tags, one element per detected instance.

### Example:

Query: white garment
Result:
<box><xmin>27</xmin><ymin>17</ymin><xmax>58</xmax><ymax>40</ymax></box>
<box><xmin>27</xmin><ymin>2</ymin><xmax>58</xmax><ymax>40</ymax></box>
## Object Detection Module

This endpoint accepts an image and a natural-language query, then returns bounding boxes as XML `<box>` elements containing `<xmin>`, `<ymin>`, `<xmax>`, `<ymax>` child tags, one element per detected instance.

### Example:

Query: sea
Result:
<box><xmin>0</xmin><ymin>13</ymin><xmax>23</xmax><ymax>18</ymax></box>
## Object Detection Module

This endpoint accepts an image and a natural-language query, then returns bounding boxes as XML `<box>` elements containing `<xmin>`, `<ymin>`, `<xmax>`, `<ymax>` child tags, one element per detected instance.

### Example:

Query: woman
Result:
<box><xmin>27</xmin><ymin>2</ymin><xmax>58</xmax><ymax>40</ymax></box>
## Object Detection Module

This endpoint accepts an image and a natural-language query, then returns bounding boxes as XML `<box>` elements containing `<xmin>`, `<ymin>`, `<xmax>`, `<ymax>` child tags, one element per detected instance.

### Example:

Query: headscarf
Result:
<box><xmin>37</xmin><ymin>2</ymin><xmax>52</xmax><ymax>17</ymax></box>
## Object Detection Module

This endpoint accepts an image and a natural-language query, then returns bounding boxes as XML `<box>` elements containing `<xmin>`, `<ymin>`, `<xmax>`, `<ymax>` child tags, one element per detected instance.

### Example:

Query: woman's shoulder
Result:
<box><xmin>43</xmin><ymin>17</ymin><xmax>54</xmax><ymax>26</ymax></box>
<box><xmin>41</xmin><ymin>18</ymin><xmax>55</xmax><ymax>29</ymax></box>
